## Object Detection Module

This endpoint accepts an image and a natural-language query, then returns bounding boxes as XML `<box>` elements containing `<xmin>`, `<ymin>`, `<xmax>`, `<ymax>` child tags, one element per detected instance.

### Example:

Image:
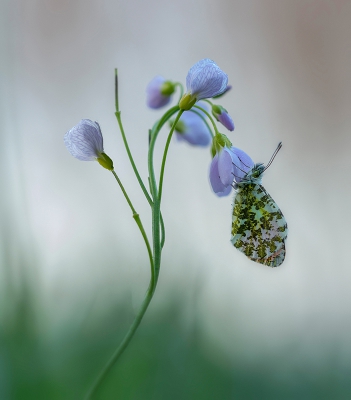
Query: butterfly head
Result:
<box><xmin>235</xmin><ymin>142</ymin><xmax>282</xmax><ymax>187</ymax></box>
<box><xmin>239</xmin><ymin>163</ymin><xmax>264</xmax><ymax>185</ymax></box>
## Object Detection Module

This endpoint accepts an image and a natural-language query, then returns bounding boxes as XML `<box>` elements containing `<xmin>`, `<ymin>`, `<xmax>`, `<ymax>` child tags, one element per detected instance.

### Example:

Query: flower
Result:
<box><xmin>209</xmin><ymin>145</ymin><xmax>254</xmax><ymax>196</ymax></box>
<box><xmin>173</xmin><ymin>102</ymin><xmax>211</xmax><ymax>146</ymax></box>
<box><xmin>179</xmin><ymin>59</ymin><xmax>228</xmax><ymax>110</ymax></box>
<box><xmin>146</xmin><ymin>76</ymin><xmax>175</xmax><ymax>109</ymax></box>
<box><xmin>212</xmin><ymin>105</ymin><xmax>235</xmax><ymax>131</ymax></box>
<box><xmin>64</xmin><ymin>119</ymin><xmax>113</xmax><ymax>170</ymax></box>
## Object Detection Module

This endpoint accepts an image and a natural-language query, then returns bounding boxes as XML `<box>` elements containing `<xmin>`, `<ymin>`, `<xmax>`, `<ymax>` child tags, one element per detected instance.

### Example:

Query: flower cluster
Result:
<box><xmin>64</xmin><ymin>58</ymin><xmax>255</xmax><ymax>198</ymax></box>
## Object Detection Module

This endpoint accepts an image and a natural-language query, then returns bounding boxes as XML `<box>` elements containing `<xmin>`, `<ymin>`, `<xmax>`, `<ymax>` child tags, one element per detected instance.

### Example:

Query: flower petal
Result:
<box><xmin>146</xmin><ymin>76</ymin><xmax>172</xmax><ymax>109</ymax></box>
<box><xmin>218</xmin><ymin>111</ymin><xmax>235</xmax><ymax>131</ymax></box>
<box><xmin>218</xmin><ymin>147</ymin><xmax>237</xmax><ymax>185</ymax></box>
<box><xmin>186</xmin><ymin>59</ymin><xmax>228</xmax><ymax>100</ymax></box>
<box><xmin>175</xmin><ymin>102</ymin><xmax>211</xmax><ymax>146</ymax></box>
<box><xmin>64</xmin><ymin>119</ymin><xmax>104</xmax><ymax>161</ymax></box>
<box><xmin>231</xmin><ymin>147</ymin><xmax>254</xmax><ymax>181</ymax></box>
<box><xmin>209</xmin><ymin>154</ymin><xmax>233</xmax><ymax>196</ymax></box>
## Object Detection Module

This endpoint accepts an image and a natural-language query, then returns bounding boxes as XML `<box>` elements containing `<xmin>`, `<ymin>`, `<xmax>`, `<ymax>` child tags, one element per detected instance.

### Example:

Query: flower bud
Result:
<box><xmin>212</xmin><ymin>105</ymin><xmax>235</xmax><ymax>131</ymax></box>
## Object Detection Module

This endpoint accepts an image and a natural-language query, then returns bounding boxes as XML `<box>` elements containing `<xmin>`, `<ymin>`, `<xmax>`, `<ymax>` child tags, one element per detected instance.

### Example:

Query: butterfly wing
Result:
<box><xmin>231</xmin><ymin>184</ymin><xmax>288</xmax><ymax>267</ymax></box>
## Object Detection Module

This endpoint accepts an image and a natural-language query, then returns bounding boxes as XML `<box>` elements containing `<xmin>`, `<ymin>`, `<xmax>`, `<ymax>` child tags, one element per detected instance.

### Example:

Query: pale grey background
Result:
<box><xmin>1</xmin><ymin>0</ymin><xmax>351</xmax><ymax>361</ymax></box>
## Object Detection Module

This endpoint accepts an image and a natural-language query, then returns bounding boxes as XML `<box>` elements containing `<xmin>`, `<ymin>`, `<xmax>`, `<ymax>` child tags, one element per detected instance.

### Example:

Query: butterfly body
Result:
<box><xmin>231</xmin><ymin>163</ymin><xmax>288</xmax><ymax>267</ymax></box>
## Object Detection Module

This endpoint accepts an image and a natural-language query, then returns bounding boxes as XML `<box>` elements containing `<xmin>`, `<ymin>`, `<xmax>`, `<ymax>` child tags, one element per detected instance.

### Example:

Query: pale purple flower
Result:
<box><xmin>186</xmin><ymin>59</ymin><xmax>228</xmax><ymax>100</ymax></box>
<box><xmin>146</xmin><ymin>76</ymin><xmax>174</xmax><ymax>109</ymax></box>
<box><xmin>212</xmin><ymin>105</ymin><xmax>235</xmax><ymax>131</ymax></box>
<box><xmin>179</xmin><ymin>59</ymin><xmax>228</xmax><ymax>110</ymax></box>
<box><xmin>209</xmin><ymin>147</ymin><xmax>254</xmax><ymax>196</ymax></box>
<box><xmin>64</xmin><ymin>119</ymin><xmax>114</xmax><ymax>170</ymax></box>
<box><xmin>174</xmin><ymin>102</ymin><xmax>211</xmax><ymax>146</ymax></box>
<box><xmin>64</xmin><ymin>119</ymin><xmax>104</xmax><ymax>161</ymax></box>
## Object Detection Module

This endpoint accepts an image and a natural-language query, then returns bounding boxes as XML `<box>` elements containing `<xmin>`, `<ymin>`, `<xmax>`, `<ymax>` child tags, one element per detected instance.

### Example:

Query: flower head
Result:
<box><xmin>209</xmin><ymin>136</ymin><xmax>254</xmax><ymax>196</ymax></box>
<box><xmin>179</xmin><ymin>59</ymin><xmax>228</xmax><ymax>110</ymax></box>
<box><xmin>173</xmin><ymin>102</ymin><xmax>211</xmax><ymax>146</ymax></box>
<box><xmin>146</xmin><ymin>76</ymin><xmax>175</xmax><ymax>109</ymax></box>
<box><xmin>64</xmin><ymin>119</ymin><xmax>113</xmax><ymax>170</ymax></box>
<box><xmin>212</xmin><ymin>105</ymin><xmax>235</xmax><ymax>131</ymax></box>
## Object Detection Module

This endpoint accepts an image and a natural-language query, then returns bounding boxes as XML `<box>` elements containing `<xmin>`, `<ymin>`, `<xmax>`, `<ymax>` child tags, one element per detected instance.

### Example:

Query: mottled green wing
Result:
<box><xmin>231</xmin><ymin>184</ymin><xmax>288</xmax><ymax>267</ymax></box>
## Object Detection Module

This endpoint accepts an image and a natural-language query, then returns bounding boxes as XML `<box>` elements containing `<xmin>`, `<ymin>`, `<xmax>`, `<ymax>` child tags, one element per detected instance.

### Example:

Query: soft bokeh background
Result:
<box><xmin>1</xmin><ymin>0</ymin><xmax>351</xmax><ymax>398</ymax></box>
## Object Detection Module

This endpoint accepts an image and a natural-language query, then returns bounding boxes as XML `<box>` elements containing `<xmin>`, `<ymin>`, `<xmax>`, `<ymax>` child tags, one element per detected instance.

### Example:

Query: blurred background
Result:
<box><xmin>1</xmin><ymin>0</ymin><xmax>351</xmax><ymax>398</ymax></box>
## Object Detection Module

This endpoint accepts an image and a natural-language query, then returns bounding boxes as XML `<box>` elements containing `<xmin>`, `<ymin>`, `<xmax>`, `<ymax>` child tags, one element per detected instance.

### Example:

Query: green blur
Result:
<box><xmin>1</xmin><ymin>265</ymin><xmax>351</xmax><ymax>400</ymax></box>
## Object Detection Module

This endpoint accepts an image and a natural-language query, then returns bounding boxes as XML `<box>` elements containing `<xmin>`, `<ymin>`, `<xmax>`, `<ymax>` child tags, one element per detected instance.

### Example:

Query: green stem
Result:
<box><xmin>174</xmin><ymin>82</ymin><xmax>184</xmax><ymax>102</ymax></box>
<box><xmin>202</xmin><ymin>99</ymin><xmax>213</xmax><ymax>107</ymax></box>
<box><xmin>193</xmin><ymin>105</ymin><xmax>219</xmax><ymax>135</ymax></box>
<box><xmin>189</xmin><ymin>109</ymin><xmax>214</xmax><ymax>138</ymax></box>
<box><xmin>114</xmin><ymin>71</ymin><xmax>166</xmax><ymax>248</ymax></box>
<box><xmin>85</xmin><ymin>282</ymin><xmax>156</xmax><ymax>400</ymax></box>
<box><xmin>158</xmin><ymin>110</ymin><xmax>183</xmax><ymax>203</ymax></box>
<box><xmin>114</xmin><ymin>69</ymin><xmax>151</xmax><ymax>205</ymax></box>
<box><xmin>148</xmin><ymin>106</ymin><xmax>180</xmax><ymax>278</ymax></box>
<box><xmin>111</xmin><ymin>170</ymin><xmax>154</xmax><ymax>279</ymax></box>
<box><xmin>84</xmin><ymin>170</ymin><xmax>155</xmax><ymax>399</ymax></box>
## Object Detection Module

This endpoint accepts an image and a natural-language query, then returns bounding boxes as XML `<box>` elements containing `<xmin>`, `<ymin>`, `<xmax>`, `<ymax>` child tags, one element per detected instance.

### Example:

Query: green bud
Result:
<box><xmin>97</xmin><ymin>152</ymin><xmax>114</xmax><ymax>170</ymax></box>
<box><xmin>179</xmin><ymin>93</ymin><xmax>197</xmax><ymax>110</ymax></box>
<box><xmin>211</xmin><ymin>133</ymin><xmax>232</xmax><ymax>157</ymax></box>
<box><xmin>211</xmin><ymin>104</ymin><xmax>224</xmax><ymax>120</ymax></box>
<box><xmin>212</xmin><ymin>104</ymin><xmax>222</xmax><ymax>116</ymax></box>
<box><xmin>160</xmin><ymin>81</ymin><xmax>176</xmax><ymax>96</ymax></box>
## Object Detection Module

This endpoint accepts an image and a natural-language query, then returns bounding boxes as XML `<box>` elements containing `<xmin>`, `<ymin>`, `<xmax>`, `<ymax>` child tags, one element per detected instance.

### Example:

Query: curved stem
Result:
<box><xmin>148</xmin><ymin>106</ymin><xmax>180</xmax><ymax>278</ymax></box>
<box><xmin>111</xmin><ymin>170</ymin><xmax>154</xmax><ymax>278</ymax></box>
<box><xmin>203</xmin><ymin>99</ymin><xmax>213</xmax><ymax>107</ymax></box>
<box><xmin>189</xmin><ymin>109</ymin><xmax>214</xmax><ymax>138</ymax></box>
<box><xmin>111</xmin><ymin>169</ymin><xmax>136</xmax><ymax>214</ymax></box>
<box><xmin>193</xmin><ymin>105</ymin><xmax>219</xmax><ymax>135</ymax></box>
<box><xmin>174</xmin><ymin>82</ymin><xmax>184</xmax><ymax>102</ymax></box>
<box><xmin>84</xmin><ymin>170</ymin><xmax>155</xmax><ymax>399</ymax></box>
<box><xmin>85</xmin><ymin>282</ymin><xmax>156</xmax><ymax>400</ymax></box>
<box><xmin>158</xmin><ymin>110</ymin><xmax>183</xmax><ymax>203</ymax></box>
<box><xmin>114</xmin><ymin>74</ymin><xmax>166</xmax><ymax>248</ymax></box>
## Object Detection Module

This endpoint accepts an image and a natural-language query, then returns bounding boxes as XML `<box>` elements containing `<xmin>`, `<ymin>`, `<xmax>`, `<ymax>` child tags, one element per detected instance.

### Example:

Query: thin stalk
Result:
<box><xmin>111</xmin><ymin>170</ymin><xmax>154</xmax><ymax>279</ymax></box>
<box><xmin>85</xmin><ymin>170</ymin><xmax>155</xmax><ymax>399</ymax></box>
<box><xmin>148</xmin><ymin>106</ymin><xmax>179</xmax><ymax>278</ymax></box>
<box><xmin>193</xmin><ymin>105</ymin><xmax>219</xmax><ymax>134</ymax></box>
<box><xmin>189</xmin><ymin>109</ymin><xmax>214</xmax><ymax>138</ymax></box>
<box><xmin>158</xmin><ymin>110</ymin><xmax>183</xmax><ymax>203</ymax></box>
<box><xmin>114</xmin><ymin>71</ymin><xmax>166</xmax><ymax>247</ymax></box>
<box><xmin>85</xmin><ymin>282</ymin><xmax>156</xmax><ymax>399</ymax></box>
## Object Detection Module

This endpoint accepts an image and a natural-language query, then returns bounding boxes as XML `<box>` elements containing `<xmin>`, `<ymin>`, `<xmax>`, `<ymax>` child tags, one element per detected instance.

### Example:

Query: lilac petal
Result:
<box><xmin>186</xmin><ymin>59</ymin><xmax>228</xmax><ymax>100</ymax></box>
<box><xmin>216</xmin><ymin>184</ymin><xmax>232</xmax><ymax>197</ymax></box>
<box><xmin>146</xmin><ymin>76</ymin><xmax>171</xmax><ymax>109</ymax></box>
<box><xmin>209</xmin><ymin>155</ymin><xmax>227</xmax><ymax>192</ymax></box>
<box><xmin>218</xmin><ymin>148</ymin><xmax>237</xmax><ymax>186</ymax></box>
<box><xmin>230</xmin><ymin>147</ymin><xmax>255</xmax><ymax>181</ymax></box>
<box><xmin>218</xmin><ymin>111</ymin><xmax>235</xmax><ymax>131</ymax></box>
<box><xmin>175</xmin><ymin>104</ymin><xmax>211</xmax><ymax>146</ymax></box>
<box><xmin>64</xmin><ymin>119</ymin><xmax>104</xmax><ymax>161</ymax></box>
<box><xmin>209</xmin><ymin>155</ymin><xmax>233</xmax><ymax>196</ymax></box>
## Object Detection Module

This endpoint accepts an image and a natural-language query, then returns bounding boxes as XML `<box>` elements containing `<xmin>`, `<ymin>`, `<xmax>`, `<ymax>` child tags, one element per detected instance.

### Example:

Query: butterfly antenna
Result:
<box><xmin>231</xmin><ymin>161</ymin><xmax>247</xmax><ymax>174</ymax></box>
<box><xmin>237</xmin><ymin>156</ymin><xmax>251</xmax><ymax>169</ymax></box>
<box><xmin>263</xmin><ymin>142</ymin><xmax>282</xmax><ymax>172</ymax></box>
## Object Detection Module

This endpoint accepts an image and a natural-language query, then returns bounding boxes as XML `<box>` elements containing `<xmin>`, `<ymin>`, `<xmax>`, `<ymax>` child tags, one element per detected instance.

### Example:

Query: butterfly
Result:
<box><xmin>231</xmin><ymin>143</ymin><xmax>288</xmax><ymax>267</ymax></box>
